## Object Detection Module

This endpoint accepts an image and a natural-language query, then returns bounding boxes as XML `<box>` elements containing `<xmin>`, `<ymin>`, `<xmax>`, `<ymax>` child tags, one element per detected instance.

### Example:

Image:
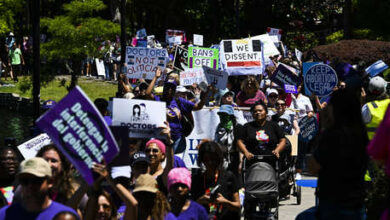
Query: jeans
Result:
<box><xmin>104</xmin><ymin>63</ymin><xmax>112</xmax><ymax>80</ymax></box>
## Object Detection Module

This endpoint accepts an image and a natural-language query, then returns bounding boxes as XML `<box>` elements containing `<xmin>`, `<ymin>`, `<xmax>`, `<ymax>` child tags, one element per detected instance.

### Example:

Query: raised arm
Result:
<box><xmin>160</xmin><ymin>122</ymin><xmax>174</xmax><ymax>188</ymax></box>
<box><xmin>193</xmin><ymin>85</ymin><xmax>211</xmax><ymax>111</ymax></box>
<box><xmin>145</xmin><ymin>68</ymin><xmax>162</xmax><ymax>99</ymax></box>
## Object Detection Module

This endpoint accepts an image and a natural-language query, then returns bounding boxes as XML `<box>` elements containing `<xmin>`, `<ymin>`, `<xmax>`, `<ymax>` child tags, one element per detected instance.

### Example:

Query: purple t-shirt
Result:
<box><xmin>0</xmin><ymin>201</ymin><xmax>79</xmax><ymax>220</ymax></box>
<box><xmin>165</xmin><ymin>200</ymin><xmax>208</xmax><ymax>220</ymax></box>
<box><xmin>155</xmin><ymin>96</ymin><xmax>194</xmax><ymax>140</ymax></box>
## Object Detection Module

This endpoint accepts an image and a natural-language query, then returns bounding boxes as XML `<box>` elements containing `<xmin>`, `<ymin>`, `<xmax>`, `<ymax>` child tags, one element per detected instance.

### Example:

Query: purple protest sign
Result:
<box><xmin>270</xmin><ymin>63</ymin><xmax>301</xmax><ymax>87</ymax></box>
<box><xmin>36</xmin><ymin>86</ymin><xmax>119</xmax><ymax>185</ymax></box>
<box><xmin>284</xmin><ymin>84</ymin><xmax>298</xmax><ymax>94</ymax></box>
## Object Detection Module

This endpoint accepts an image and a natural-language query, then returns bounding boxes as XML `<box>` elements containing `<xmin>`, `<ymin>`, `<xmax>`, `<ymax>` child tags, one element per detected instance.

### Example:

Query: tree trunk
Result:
<box><xmin>32</xmin><ymin>0</ymin><xmax>40</xmax><ymax>120</ymax></box>
<box><xmin>343</xmin><ymin>0</ymin><xmax>352</xmax><ymax>39</ymax></box>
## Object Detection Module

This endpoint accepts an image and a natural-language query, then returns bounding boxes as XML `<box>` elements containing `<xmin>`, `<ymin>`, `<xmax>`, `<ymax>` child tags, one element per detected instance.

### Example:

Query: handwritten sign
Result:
<box><xmin>203</xmin><ymin>66</ymin><xmax>228</xmax><ymax>90</ymax></box>
<box><xmin>188</xmin><ymin>47</ymin><xmax>219</xmax><ymax>69</ymax></box>
<box><xmin>270</xmin><ymin>63</ymin><xmax>301</xmax><ymax>87</ymax></box>
<box><xmin>166</xmin><ymin>29</ymin><xmax>185</xmax><ymax>45</ymax></box>
<box><xmin>36</xmin><ymin>86</ymin><xmax>119</xmax><ymax>185</ymax></box>
<box><xmin>305</xmin><ymin>64</ymin><xmax>338</xmax><ymax>97</ymax></box>
<box><xmin>298</xmin><ymin>116</ymin><xmax>318</xmax><ymax>142</ymax></box>
<box><xmin>112</xmin><ymin>99</ymin><xmax>166</xmax><ymax>139</ymax></box>
<box><xmin>173</xmin><ymin>46</ymin><xmax>188</xmax><ymax>71</ymax></box>
<box><xmin>17</xmin><ymin>133</ymin><xmax>52</xmax><ymax>160</ymax></box>
<box><xmin>126</xmin><ymin>47</ymin><xmax>168</xmax><ymax>80</ymax></box>
<box><xmin>180</xmin><ymin>68</ymin><xmax>206</xmax><ymax>86</ymax></box>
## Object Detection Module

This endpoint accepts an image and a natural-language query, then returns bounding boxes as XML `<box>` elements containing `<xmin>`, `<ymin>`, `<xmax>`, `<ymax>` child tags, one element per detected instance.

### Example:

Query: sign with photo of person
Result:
<box><xmin>126</xmin><ymin>47</ymin><xmax>168</xmax><ymax>80</ymax></box>
<box><xmin>112</xmin><ymin>99</ymin><xmax>166</xmax><ymax>139</ymax></box>
<box><xmin>36</xmin><ymin>86</ymin><xmax>119</xmax><ymax>185</ymax></box>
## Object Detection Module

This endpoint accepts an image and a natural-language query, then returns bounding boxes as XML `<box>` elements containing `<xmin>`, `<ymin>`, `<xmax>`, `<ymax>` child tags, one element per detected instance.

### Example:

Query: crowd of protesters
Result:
<box><xmin>1</xmin><ymin>31</ymin><xmax>390</xmax><ymax>220</ymax></box>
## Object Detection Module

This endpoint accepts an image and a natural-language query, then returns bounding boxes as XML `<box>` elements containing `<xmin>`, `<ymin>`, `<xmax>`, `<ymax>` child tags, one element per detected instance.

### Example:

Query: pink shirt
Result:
<box><xmin>236</xmin><ymin>90</ymin><xmax>266</xmax><ymax>107</ymax></box>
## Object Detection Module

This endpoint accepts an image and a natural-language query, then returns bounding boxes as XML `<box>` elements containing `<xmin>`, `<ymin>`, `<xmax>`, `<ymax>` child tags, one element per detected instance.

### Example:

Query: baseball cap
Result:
<box><xmin>133</xmin><ymin>174</ymin><xmax>158</xmax><ymax>193</ymax></box>
<box><xmin>164</xmin><ymin>78</ymin><xmax>177</xmax><ymax>88</ymax></box>
<box><xmin>218</xmin><ymin>104</ymin><xmax>234</xmax><ymax>115</ymax></box>
<box><xmin>18</xmin><ymin>157</ymin><xmax>52</xmax><ymax>178</ymax></box>
<box><xmin>266</xmin><ymin>88</ymin><xmax>279</xmax><ymax>96</ymax></box>
<box><xmin>43</xmin><ymin>100</ymin><xmax>57</xmax><ymax>109</ymax></box>
<box><xmin>368</xmin><ymin>76</ymin><xmax>387</xmax><ymax>95</ymax></box>
<box><xmin>167</xmin><ymin>168</ymin><xmax>191</xmax><ymax>191</ymax></box>
<box><xmin>176</xmin><ymin>86</ymin><xmax>188</xmax><ymax>93</ymax></box>
<box><xmin>222</xmin><ymin>90</ymin><xmax>235</xmax><ymax>97</ymax></box>
<box><xmin>130</xmin><ymin>151</ymin><xmax>150</xmax><ymax>166</ymax></box>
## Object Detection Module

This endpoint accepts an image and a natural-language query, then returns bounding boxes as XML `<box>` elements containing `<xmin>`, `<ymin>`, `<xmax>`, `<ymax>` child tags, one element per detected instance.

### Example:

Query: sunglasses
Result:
<box><xmin>276</xmin><ymin>103</ymin><xmax>286</xmax><ymax>107</ymax></box>
<box><xmin>19</xmin><ymin>177</ymin><xmax>46</xmax><ymax>186</ymax></box>
<box><xmin>145</xmin><ymin>148</ymin><xmax>159</xmax><ymax>154</ymax></box>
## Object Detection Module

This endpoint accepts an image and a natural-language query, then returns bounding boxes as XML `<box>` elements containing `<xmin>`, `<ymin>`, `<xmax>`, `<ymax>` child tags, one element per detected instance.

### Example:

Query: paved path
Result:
<box><xmin>279</xmin><ymin>177</ymin><xmax>317</xmax><ymax>220</ymax></box>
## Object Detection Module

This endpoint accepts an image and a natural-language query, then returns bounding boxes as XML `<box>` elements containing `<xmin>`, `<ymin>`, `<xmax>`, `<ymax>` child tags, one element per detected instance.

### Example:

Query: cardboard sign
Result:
<box><xmin>295</xmin><ymin>48</ymin><xmax>302</xmax><ymax>62</ymax></box>
<box><xmin>126</xmin><ymin>47</ymin><xmax>168</xmax><ymax>80</ymax></box>
<box><xmin>193</xmin><ymin>34</ymin><xmax>204</xmax><ymax>46</ymax></box>
<box><xmin>270</xmin><ymin>63</ymin><xmax>301</xmax><ymax>87</ymax></box>
<box><xmin>95</xmin><ymin>58</ymin><xmax>105</xmax><ymax>76</ymax></box>
<box><xmin>220</xmin><ymin>37</ymin><xmax>263</xmax><ymax>75</ymax></box>
<box><xmin>305</xmin><ymin>64</ymin><xmax>338</xmax><ymax>97</ymax></box>
<box><xmin>284</xmin><ymin>84</ymin><xmax>298</xmax><ymax>94</ymax></box>
<box><xmin>303</xmin><ymin>62</ymin><xmax>323</xmax><ymax>96</ymax></box>
<box><xmin>286</xmin><ymin>135</ymin><xmax>298</xmax><ymax>156</ymax></box>
<box><xmin>251</xmin><ymin>34</ymin><xmax>280</xmax><ymax>64</ymax></box>
<box><xmin>203</xmin><ymin>66</ymin><xmax>228</xmax><ymax>90</ymax></box>
<box><xmin>166</xmin><ymin>29</ymin><xmax>186</xmax><ymax>45</ymax></box>
<box><xmin>266</xmin><ymin>27</ymin><xmax>282</xmax><ymax>41</ymax></box>
<box><xmin>17</xmin><ymin>133</ymin><xmax>52</xmax><ymax>160</ymax></box>
<box><xmin>36</xmin><ymin>86</ymin><xmax>119</xmax><ymax>185</ymax></box>
<box><xmin>173</xmin><ymin>46</ymin><xmax>188</xmax><ymax>71</ymax></box>
<box><xmin>365</xmin><ymin>60</ymin><xmax>388</xmax><ymax>77</ymax></box>
<box><xmin>180</xmin><ymin>68</ymin><xmax>206</xmax><ymax>86</ymax></box>
<box><xmin>112</xmin><ymin>99</ymin><xmax>166</xmax><ymax>138</ymax></box>
<box><xmin>298</xmin><ymin>116</ymin><xmax>318</xmax><ymax>142</ymax></box>
<box><xmin>188</xmin><ymin>47</ymin><xmax>219</xmax><ymax>69</ymax></box>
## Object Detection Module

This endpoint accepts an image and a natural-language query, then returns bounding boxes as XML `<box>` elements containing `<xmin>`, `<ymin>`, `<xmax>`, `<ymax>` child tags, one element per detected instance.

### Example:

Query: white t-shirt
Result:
<box><xmin>289</xmin><ymin>94</ymin><xmax>313</xmax><ymax>121</ymax></box>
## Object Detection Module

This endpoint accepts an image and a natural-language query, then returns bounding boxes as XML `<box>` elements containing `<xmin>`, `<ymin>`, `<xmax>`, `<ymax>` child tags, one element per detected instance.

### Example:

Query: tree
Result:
<box><xmin>0</xmin><ymin>0</ymin><xmax>24</xmax><ymax>36</ymax></box>
<box><xmin>41</xmin><ymin>0</ymin><xmax>120</xmax><ymax>90</ymax></box>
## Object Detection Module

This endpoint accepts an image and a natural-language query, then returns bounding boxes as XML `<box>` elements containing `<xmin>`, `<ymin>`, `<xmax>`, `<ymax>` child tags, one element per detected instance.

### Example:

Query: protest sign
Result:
<box><xmin>251</xmin><ymin>34</ymin><xmax>280</xmax><ymax>63</ymax></box>
<box><xmin>112</xmin><ymin>99</ymin><xmax>166</xmax><ymax>139</ymax></box>
<box><xmin>126</xmin><ymin>47</ymin><xmax>168</xmax><ymax>80</ymax></box>
<box><xmin>136</xmin><ymin>39</ymin><xmax>147</xmax><ymax>47</ymax></box>
<box><xmin>166</xmin><ymin>29</ymin><xmax>186</xmax><ymax>45</ymax></box>
<box><xmin>180</xmin><ymin>68</ymin><xmax>206</xmax><ymax>86</ymax></box>
<box><xmin>305</xmin><ymin>64</ymin><xmax>338</xmax><ymax>97</ymax></box>
<box><xmin>95</xmin><ymin>58</ymin><xmax>105</xmax><ymax>76</ymax></box>
<box><xmin>295</xmin><ymin>48</ymin><xmax>302</xmax><ymax>62</ymax></box>
<box><xmin>303</xmin><ymin>62</ymin><xmax>323</xmax><ymax>96</ymax></box>
<box><xmin>365</xmin><ymin>60</ymin><xmax>389</xmax><ymax>77</ymax></box>
<box><xmin>188</xmin><ymin>47</ymin><xmax>219</xmax><ymax>69</ymax></box>
<box><xmin>173</xmin><ymin>46</ymin><xmax>188</xmax><ymax>71</ymax></box>
<box><xmin>136</xmin><ymin>28</ymin><xmax>147</xmax><ymax>39</ymax></box>
<box><xmin>284</xmin><ymin>84</ymin><xmax>298</xmax><ymax>94</ymax></box>
<box><xmin>220</xmin><ymin>37</ymin><xmax>263</xmax><ymax>75</ymax></box>
<box><xmin>203</xmin><ymin>66</ymin><xmax>228</xmax><ymax>90</ymax></box>
<box><xmin>270</xmin><ymin>63</ymin><xmax>301</xmax><ymax>87</ymax></box>
<box><xmin>193</xmin><ymin>34</ymin><xmax>204</xmax><ymax>46</ymax></box>
<box><xmin>266</xmin><ymin>27</ymin><xmax>282</xmax><ymax>41</ymax></box>
<box><xmin>298</xmin><ymin>116</ymin><xmax>318</xmax><ymax>142</ymax></box>
<box><xmin>181</xmin><ymin>108</ymin><xmax>248</xmax><ymax>168</ymax></box>
<box><xmin>36</xmin><ymin>86</ymin><xmax>119</xmax><ymax>185</ymax></box>
<box><xmin>17</xmin><ymin>133</ymin><xmax>52</xmax><ymax>160</ymax></box>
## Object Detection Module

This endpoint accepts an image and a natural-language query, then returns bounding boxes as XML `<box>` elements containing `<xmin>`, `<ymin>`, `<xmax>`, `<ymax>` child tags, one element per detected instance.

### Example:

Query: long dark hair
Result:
<box><xmin>133</xmin><ymin>104</ymin><xmax>141</xmax><ymax>117</ymax></box>
<box><xmin>197</xmin><ymin>141</ymin><xmax>225</xmax><ymax>171</ymax></box>
<box><xmin>36</xmin><ymin>144</ymin><xmax>75</xmax><ymax>203</ymax></box>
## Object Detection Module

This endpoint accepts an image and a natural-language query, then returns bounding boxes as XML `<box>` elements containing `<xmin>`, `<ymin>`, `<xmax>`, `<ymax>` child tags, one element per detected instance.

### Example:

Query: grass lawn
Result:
<box><xmin>0</xmin><ymin>76</ymin><xmax>118</xmax><ymax>102</ymax></box>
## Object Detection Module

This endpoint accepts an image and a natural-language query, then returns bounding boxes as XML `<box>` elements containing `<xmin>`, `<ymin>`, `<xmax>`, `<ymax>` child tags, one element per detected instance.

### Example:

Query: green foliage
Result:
<box><xmin>0</xmin><ymin>0</ymin><xmax>24</xmax><ymax>36</ymax></box>
<box><xmin>383</xmin><ymin>69</ymin><xmax>390</xmax><ymax>82</ymax></box>
<box><xmin>366</xmin><ymin>163</ymin><xmax>389</xmax><ymax>220</ymax></box>
<box><xmin>325</xmin><ymin>30</ymin><xmax>344</xmax><ymax>44</ymax></box>
<box><xmin>326</xmin><ymin>29</ymin><xmax>389</xmax><ymax>44</ymax></box>
<box><xmin>285</xmin><ymin>31</ymin><xmax>319</xmax><ymax>51</ymax></box>
<box><xmin>41</xmin><ymin>0</ymin><xmax>120</xmax><ymax>62</ymax></box>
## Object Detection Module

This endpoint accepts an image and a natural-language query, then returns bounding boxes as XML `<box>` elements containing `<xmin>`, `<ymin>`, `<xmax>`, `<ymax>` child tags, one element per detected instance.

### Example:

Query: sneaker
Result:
<box><xmin>295</xmin><ymin>173</ymin><xmax>302</xmax><ymax>180</ymax></box>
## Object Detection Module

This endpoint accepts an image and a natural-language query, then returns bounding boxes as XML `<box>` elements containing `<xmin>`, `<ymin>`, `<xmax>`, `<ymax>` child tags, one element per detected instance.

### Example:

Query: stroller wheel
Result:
<box><xmin>296</xmin><ymin>185</ymin><xmax>302</xmax><ymax>205</ymax></box>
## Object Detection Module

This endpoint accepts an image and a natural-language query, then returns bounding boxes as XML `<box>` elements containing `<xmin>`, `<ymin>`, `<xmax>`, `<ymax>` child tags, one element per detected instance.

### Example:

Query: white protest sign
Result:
<box><xmin>166</xmin><ymin>29</ymin><xmax>185</xmax><ymax>45</ymax></box>
<box><xmin>266</xmin><ymin>27</ymin><xmax>282</xmax><ymax>41</ymax></box>
<box><xmin>180</xmin><ymin>68</ymin><xmax>206</xmax><ymax>86</ymax></box>
<box><xmin>295</xmin><ymin>48</ymin><xmax>303</xmax><ymax>62</ymax></box>
<box><xmin>17</xmin><ymin>133</ymin><xmax>52</xmax><ymax>160</ymax></box>
<box><xmin>251</xmin><ymin>34</ymin><xmax>280</xmax><ymax>64</ymax></box>
<box><xmin>112</xmin><ymin>99</ymin><xmax>166</xmax><ymax>138</ymax></box>
<box><xmin>203</xmin><ymin>66</ymin><xmax>228</xmax><ymax>90</ymax></box>
<box><xmin>126</xmin><ymin>47</ymin><xmax>168</xmax><ymax>80</ymax></box>
<box><xmin>181</xmin><ymin>108</ymin><xmax>248</xmax><ymax>168</ymax></box>
<box><xmin>95</xmin><ymin>58</ymin><xmax>105</xmax><ymax>76</ymax></box>
<box><xmin>193</xmin><ymin>34</ymin><xmax>204</xmax><ymax>46</ymax></box>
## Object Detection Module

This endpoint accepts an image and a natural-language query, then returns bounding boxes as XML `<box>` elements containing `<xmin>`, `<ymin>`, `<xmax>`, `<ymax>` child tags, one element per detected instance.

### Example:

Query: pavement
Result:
<box><xmin>279</xmin><ymin>176</ymin><xmax>317</xmax><ymax>220</ymax></box>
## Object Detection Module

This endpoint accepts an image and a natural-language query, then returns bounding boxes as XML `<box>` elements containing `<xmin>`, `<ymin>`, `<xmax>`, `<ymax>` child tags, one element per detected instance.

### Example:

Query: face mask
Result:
<box><xmin>219</xmin><ymin>114</ymin><xmax>233</xmax><ymax>130</ymax></box>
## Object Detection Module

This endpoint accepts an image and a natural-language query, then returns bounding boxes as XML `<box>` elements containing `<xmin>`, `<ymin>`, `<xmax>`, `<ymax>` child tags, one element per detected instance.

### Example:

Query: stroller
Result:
<box><xmin>242</xmin><ymin>155</ymin><xmax>280</xmax><ymax>220</ymax></box>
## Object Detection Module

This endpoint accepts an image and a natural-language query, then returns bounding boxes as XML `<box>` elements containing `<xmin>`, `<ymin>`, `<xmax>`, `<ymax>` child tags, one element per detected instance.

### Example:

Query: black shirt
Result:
<box><xmin>191</xmin><ymin>170</ymin><xmax>240</xmax><ymax>220</ymax></box>
<box><xmin>314</xmin><ymin>127</ymin><xmax>368</xmax><ymax>208</ymax></box>
<box><xmin>238</xmin><ymin>121</ymin><xmax>285</xmax><ymax>156</ymax></box>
